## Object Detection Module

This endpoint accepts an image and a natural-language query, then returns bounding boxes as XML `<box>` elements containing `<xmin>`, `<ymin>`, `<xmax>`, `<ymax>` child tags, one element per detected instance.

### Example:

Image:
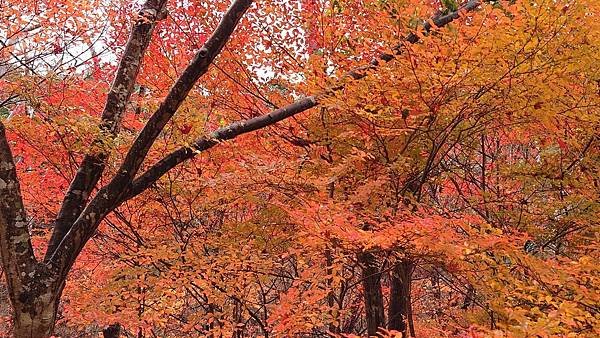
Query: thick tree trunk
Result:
<box><xmin>358</xmin><ymin>252</ymin><xmax>384</xmax><ymax>337</ymax></box>
<box><xmin>388</xmin><ymin>260</ymin><xmax>414</xmax><ymax>337</ymax></box>
<box><xmin>2</xmin><ymin>121</ymin><xmax>62</xmax><ymax>338</ymax></box>
<box><xmin>11</xmin><ymin>290</ymin><xmax>60</xmax><ymax>338</ymax></box>
<box><xmin>103</xmin><ymin>323</ymin><xmax>122</xmax><ymax>338</ymax></box>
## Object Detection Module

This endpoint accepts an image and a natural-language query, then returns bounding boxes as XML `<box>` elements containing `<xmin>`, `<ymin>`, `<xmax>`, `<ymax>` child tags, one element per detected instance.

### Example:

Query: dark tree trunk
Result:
<box><xmin>358</xmin><ymin>252</ymin><xmax>385</xmax><ymax>337</ymax></box>
<box><xmin>325</xmin><ymin>247</ymin><xmax>340</xmax><ymax>334</ymax></box>
<box><xmin>388</xmin><ymin>260</ymin><xmax>414</xmax><ymax>337</ymax></box>
<box><xmin>103</xmin><ymin>323</ymin><xmax>122</xmax><ymax>338</ymax></box>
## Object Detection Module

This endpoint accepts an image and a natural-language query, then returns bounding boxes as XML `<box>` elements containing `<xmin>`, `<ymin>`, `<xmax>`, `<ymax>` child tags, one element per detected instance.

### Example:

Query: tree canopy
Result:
<box><xmin>0</xmin><ymin>0</ymin><xmax>599</xmax><ymax>337</ymax></box>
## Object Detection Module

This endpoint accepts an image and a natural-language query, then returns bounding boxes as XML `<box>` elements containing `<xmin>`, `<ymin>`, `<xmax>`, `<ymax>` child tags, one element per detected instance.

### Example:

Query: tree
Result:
<box><xmin>2</xmin><ymin>0</ymin><xmax>599</xmax><ymax>337</ymax></box>
<box><xmin>2</xmin><ymin>0</ymin><xmax>256</xmax><ymax>335</ymax></box>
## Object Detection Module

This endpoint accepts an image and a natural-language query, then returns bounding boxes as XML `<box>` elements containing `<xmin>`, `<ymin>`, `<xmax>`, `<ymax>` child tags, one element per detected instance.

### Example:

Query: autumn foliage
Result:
<box><xmin>0</xmin><ymin>0</ymin><xmax>599</xmax><ymax>337</ymax></box>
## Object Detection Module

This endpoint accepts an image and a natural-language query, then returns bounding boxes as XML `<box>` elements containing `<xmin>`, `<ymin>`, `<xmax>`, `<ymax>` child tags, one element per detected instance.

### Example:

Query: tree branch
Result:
<box><xmin>125</xmin><ymin>96</ymin><xmax>318</xmax><ymax>200</ymax></box>
<box><xmin>346</xmin><ymin>0</ymin><xmax>483</xmax><ymax>80</ymax></box>
<box><xmin>123</xmin><ymin>0</ymin><xmax>485</xmax><ymax>202</ymax></box>
<box><xmin>46</xmin><ymin>0</ymin><xmax>169</xmax><ymax>261</ymax></box>
<box><xmin>0</xmin><ymin>120</ymin><xmax>37</xmax><ymax>305</ymax></box>
<box><xmin>46</xmin><ymin>0</ymin><xmax>254</xmax><ymax>279</ymax></box>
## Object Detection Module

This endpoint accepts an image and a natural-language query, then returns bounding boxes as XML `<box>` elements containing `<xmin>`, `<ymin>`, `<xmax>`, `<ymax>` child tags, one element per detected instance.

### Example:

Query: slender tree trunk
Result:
<box><xmin>325</xmin><ymin>247</ymin><xmax>340</xmax><ymax>334</ymax></box>
<box><xmin>358</xmin><ymin>252</ymin><xmax>384</xmax><ymax>337</ymax></box>
<box><xmin>388</xmin><ymin>259</ymin><xmax>414</xmax><ymax>337</ymax></box>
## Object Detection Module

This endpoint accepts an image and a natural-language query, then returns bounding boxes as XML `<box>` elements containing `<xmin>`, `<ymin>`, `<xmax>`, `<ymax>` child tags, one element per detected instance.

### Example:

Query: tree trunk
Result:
<box><xmin>388</xmin><ymin>260</ymin><xmax>414</xmax><ymax>337</ymax></box>
<box><xmin>103</xmin><ymin>323</ymin><xmax>122</xmax><ymax>338</ymax></box>
<box><xmin>11</xmin><ymin>291</ymin><xmax>59</xmax><ymax>338</ymax></box>
<box><xmin>358</xmin><ymin>252</ymin><xmax>384</xmax><ymax>337</ymax></box>
<box><xmin>325</xmin><ymin>247</ymin><xmax>340</xmax><ymax>334</ymax></box>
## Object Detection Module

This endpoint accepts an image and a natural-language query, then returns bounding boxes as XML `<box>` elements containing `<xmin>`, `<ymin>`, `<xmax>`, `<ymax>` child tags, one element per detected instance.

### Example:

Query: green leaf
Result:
<box><xmin>0</xmin><ymin>106</ymin><xmax>9</xmax><ymax>119</ymax></box>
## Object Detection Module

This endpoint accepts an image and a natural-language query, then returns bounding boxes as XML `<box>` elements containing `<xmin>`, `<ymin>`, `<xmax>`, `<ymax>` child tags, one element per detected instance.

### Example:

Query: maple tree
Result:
<box><xmin>1</xmin><ymin>0</ymin><xmax>599</xmax><ymax>337</ymax></box>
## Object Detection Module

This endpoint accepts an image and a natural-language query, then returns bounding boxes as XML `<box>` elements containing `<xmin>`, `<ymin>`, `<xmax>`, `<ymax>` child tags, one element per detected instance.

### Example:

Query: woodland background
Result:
<box><xmin>0</xmin><ymin>0</ymin><xmax>598</xmax><ymax>337</ymax></box>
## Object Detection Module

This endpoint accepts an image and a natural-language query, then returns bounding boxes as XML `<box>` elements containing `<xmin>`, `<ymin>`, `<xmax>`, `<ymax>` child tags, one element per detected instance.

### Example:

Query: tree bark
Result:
<box><xmin>103</xmin><ymin>323</ymin><xmax>122</xmax><ymax>338</ymax></box>
<box><xmin>358</xmin><ymin>252</ymin><xmax>385</xmax><ymax>337</ymax></box>
<box><xmin>12</xmin><ymin>295</ymin><xmax>59</xmax><ymax>338</ymax></box>
<box><xmin>1</xmin><ymin>121</ymin><xmax>64</xmax><ymax>338</ymax></box>
<box><xmin>45</xmin><ymin>0</ymin><xmax>169</xmax><ymax>261</ymax></box>
<box><xmin>388</xmin><ymin>260</ymin><xmax>414</xmax><ymax>337</ymax></box>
